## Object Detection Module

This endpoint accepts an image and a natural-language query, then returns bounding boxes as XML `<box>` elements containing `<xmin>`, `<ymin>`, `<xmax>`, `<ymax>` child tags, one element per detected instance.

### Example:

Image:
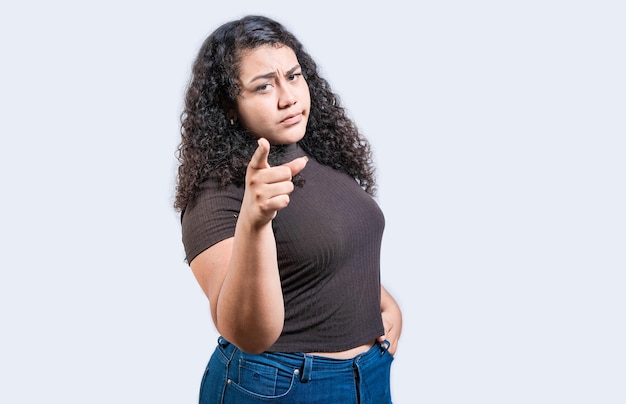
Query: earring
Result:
<box><xmin>230</xmin><ymin>118</ymin><xmax>235</xmax><ymax>126</ymax></box>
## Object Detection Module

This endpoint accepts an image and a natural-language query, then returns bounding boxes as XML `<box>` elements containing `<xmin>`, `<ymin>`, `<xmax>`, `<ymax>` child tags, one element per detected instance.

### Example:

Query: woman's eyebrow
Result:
<box><xmin>248</xmin><ymin>65</ymin><xmax>301</xmax><ymax>84</ymax></box>
<box><xmin>248</xmin><ymin>72</ymin><xmax>276</xmax><ymax>84</ymax></box>
<box><xmin>285</xmin><ymin>65</ymin><xmax>301</xmax><ymax>76</ymax></box>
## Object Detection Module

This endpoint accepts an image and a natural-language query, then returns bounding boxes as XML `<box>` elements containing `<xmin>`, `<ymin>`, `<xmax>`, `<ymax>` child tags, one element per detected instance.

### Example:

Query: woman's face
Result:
<box><xmin>235</xmin><ymin>45</ymin><xmax>311</xmax><ymax>145</ymax></box>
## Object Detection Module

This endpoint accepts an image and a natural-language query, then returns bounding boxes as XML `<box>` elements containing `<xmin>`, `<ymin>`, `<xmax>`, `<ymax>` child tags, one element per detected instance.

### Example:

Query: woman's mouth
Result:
<box><xmin>280</xmin><ymin>112</ymin><xmax>303</xmax><ymax>125</ymax></box>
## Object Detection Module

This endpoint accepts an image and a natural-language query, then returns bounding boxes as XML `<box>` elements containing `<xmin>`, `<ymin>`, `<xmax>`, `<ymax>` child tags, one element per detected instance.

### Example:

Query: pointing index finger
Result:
<box><xmin>248</xmin><ymin>138</ymin><xmax>271</xmax><ymax>170</ymax></box>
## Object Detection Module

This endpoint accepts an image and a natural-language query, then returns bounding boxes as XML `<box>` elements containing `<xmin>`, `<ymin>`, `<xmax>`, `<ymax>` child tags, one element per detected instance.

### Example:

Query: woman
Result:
<box><xmin>174</xmin><ymin>15</ymin><xmax>402</xmax><ymax>403</ymax></box>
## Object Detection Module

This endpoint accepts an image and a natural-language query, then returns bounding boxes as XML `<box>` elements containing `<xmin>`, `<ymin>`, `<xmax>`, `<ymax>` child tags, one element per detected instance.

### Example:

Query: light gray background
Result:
<box><xmin>1</xmin><ymin>1</ymin><xmax>624</xmax><ymax>403</ymax></box>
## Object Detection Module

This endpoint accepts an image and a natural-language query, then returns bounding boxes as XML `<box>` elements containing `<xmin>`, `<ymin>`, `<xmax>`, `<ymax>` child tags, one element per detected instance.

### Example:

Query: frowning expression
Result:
<box><xmin>235</xmin><ymin>45</ymin><xmax>311</xmax><ymax>145</ymax></box>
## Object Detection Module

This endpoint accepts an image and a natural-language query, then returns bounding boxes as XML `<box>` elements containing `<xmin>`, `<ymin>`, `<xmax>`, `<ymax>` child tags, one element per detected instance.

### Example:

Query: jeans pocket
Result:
<box><xmin>235</xmin><ymin>358</ymin><xmax>295</xmax><ymax>397</ymax></box>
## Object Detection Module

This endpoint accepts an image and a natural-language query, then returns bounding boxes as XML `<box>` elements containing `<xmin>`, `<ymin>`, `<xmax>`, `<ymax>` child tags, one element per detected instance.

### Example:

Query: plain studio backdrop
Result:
<box><xmin>1</xmin><ymin>1</ymin><xmax>624</xmax><ymax>403</ymax></box>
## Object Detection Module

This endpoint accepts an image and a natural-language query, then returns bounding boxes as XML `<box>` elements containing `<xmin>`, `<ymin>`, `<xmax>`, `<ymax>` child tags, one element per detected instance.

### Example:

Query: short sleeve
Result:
<box><xmin>180</xmin><ymin>178</ymin><xmax>244</xmax><ymax>264</ymax></box>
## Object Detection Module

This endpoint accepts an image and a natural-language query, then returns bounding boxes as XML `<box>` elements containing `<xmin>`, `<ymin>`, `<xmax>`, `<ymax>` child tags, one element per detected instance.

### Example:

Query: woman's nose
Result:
<box><xmin>278</xmin><ymin>85</ymin><xmax>297</xmax><ymax>108</ymax></box>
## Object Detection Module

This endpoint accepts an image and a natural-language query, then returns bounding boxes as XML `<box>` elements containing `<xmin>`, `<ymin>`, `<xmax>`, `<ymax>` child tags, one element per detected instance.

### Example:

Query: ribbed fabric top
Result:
<box><xmin>181</xmin><ymin>143</ymin><xmax>385</xmax><ymax>352</ymax></box>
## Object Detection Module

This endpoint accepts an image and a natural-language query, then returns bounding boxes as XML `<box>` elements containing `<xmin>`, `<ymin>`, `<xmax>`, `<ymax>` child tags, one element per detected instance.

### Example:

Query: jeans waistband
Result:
<box><xmin>217</xmin><ymin>336</ymin><xmax>390</xmax><ymax>382</ymax></box>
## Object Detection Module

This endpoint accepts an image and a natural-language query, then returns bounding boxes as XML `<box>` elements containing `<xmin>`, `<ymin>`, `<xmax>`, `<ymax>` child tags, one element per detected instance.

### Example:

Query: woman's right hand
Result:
<box><xmin>241</xmin><ymin>138</ymin><xmax>308</xmax><ymax>226</ymax></box>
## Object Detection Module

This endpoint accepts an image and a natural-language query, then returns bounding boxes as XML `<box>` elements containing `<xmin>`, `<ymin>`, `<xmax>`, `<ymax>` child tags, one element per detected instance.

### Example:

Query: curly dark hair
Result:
<box><xmin>174</xmin><ymin>15</ymin><xmax>376</xmax><ymax>212</ymax></box>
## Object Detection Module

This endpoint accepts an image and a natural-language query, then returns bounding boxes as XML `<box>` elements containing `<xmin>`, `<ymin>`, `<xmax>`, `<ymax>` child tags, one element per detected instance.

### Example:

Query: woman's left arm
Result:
<box><xmin>378</xmin><ymin>284</ymin><xmax>403</xmax><ymax>355</ymax></box>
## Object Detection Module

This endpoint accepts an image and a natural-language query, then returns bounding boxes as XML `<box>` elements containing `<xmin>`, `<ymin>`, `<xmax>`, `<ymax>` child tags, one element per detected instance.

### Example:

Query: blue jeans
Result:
<box><xmin>199</xmin><ymin>337</ymin><xmax>394</xmax><ymax>403</ymax></box>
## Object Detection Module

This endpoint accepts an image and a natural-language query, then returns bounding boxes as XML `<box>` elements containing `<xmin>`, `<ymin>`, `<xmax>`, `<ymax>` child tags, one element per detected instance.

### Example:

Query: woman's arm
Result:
<box><xmin>190</xmin><ymin>139</ymin><xmax>308</xmax><ymax>353</ymax></box>
<box><xmin>378</xmin><ymin>284</ymin><xmax>403</xmax><ymax>355</ymax></box>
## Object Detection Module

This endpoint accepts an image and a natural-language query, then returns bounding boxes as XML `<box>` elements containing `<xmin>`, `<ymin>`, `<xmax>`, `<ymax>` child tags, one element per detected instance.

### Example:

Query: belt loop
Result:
<box><xmin>300</xmin><ymin>354</ymin><xmax>313</xmax><ymax>383</ymax></box>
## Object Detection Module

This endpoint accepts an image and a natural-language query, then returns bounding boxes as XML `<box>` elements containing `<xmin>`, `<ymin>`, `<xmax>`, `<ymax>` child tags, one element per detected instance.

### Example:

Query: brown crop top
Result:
<box><xmin>181</xmin><ymin>143</ymin><xmax>385</xmax><ymax>352</ymax></box>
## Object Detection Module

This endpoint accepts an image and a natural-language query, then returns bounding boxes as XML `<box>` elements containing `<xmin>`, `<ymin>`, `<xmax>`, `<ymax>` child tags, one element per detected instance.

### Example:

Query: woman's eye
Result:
<box><xmin>288</xmin><ymin>73</ymin><xmax>302</xmax><ymax>81</ymax></box>
<box><xmin>255</xmin><ymin>84</ymin><xmax>270</xmax><ymax>92</ymax></box>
